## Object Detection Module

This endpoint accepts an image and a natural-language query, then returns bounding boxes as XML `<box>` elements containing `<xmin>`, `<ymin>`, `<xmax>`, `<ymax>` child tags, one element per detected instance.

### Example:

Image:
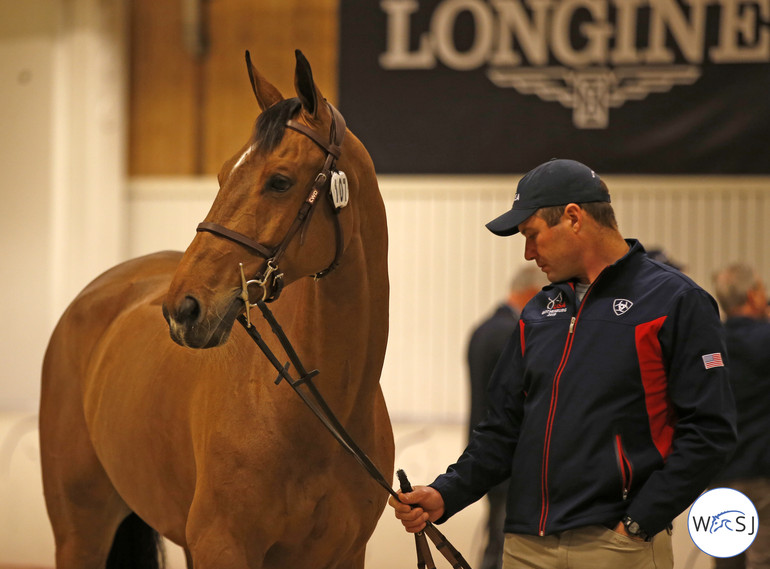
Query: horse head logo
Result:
<box><xmin>710</xmin><ymin>510</ymin><xmax>746</xmax><ymax>534</ymax></box>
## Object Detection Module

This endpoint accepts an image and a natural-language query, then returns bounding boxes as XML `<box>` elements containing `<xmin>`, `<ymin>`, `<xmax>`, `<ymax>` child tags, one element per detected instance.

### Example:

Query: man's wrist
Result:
<box><xmin>622</xmin><ymin>515</ymin><xmax>651</xmax><ymax>541</ymax></box>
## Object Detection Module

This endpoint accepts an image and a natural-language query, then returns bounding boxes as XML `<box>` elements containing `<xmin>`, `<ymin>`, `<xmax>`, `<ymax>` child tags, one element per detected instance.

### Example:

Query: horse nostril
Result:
<box><xmin>177</xmin><ymin>296</ymin><xmax>201</xmax><ymax>326</ymax></box>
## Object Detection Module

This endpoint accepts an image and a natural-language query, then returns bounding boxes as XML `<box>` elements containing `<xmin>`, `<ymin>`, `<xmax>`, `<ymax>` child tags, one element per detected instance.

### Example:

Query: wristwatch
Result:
<box><xmin>622</xmin><ymin>515</ymin><xmax>650</xmax><ymax>541</ymax></box>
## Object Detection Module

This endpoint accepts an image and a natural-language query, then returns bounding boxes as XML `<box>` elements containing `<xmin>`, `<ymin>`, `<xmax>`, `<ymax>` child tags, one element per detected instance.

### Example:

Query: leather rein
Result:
<box><xmin>237</xmin><ymin>298</ymin><xmax>472</xmax><ymax>569</ymax></box>
<box><xmin>197</xmin><ymin>101</ymin><xmax>348</xmax><ymax>304</ymax></box>
<box><xmin>195</xmin><ymin>102</ymin><xmax>471</xmax><ymax>568</ymax></box>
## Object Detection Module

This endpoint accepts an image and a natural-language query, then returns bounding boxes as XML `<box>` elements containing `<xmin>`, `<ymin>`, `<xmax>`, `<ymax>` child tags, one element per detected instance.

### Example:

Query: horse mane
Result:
<box><xmin>253</xmin><ymin>98</ymin><xmax>302</xmax><ymax>151</ymax></box>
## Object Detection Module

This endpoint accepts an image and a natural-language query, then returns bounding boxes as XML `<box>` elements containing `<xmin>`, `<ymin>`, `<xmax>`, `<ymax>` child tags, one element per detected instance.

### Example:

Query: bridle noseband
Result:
<box><xmin>196</xmin><ymin>101</ymin><xmax>348</xmax><ymax>313</ymax></box>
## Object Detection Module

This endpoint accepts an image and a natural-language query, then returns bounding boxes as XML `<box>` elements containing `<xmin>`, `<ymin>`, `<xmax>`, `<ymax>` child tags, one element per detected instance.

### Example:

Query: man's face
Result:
<box><xmin>749</xmin><ymin>278</ymin><xmax>768</xmax><ymax>318</ymax></box>
<box><xmin>517</xmin><ymin>213</ymin><xmax>581</xmax><ymax>283</ymax></box>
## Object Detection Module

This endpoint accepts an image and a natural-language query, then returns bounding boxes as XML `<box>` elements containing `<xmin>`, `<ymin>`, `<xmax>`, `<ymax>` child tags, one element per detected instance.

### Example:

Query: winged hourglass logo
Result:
<box><xmin>487</xmin><ymin>66</ymin><xmax>701</xmax><ymax>129</ymax></box>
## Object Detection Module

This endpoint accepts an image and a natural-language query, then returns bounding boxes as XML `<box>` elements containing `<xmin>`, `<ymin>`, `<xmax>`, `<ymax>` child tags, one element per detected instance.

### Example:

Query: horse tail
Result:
<box><xmin>106</xmin><ymin>513</ymin><xmax>165</xmax><ymax>569</ymax></box>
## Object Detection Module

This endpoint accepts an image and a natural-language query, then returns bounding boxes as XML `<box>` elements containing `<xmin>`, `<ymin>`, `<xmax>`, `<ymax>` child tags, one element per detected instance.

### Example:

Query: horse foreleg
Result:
<box><xmin>185</xmin><ymin>547</ymin><xmax>194</xmax><ymax>569</ymax></box>
<box><xmin>327</xmin><ymin>550</ymin><xmax>367</xmax><ymax>569</ymax></box>
<box><xmin>51</xmin><ymin>504</ymin><xmax>128</xmax><ymax>569</ymax></box>
<box><xmin>40</xmin><ymin>337</ymin><xmax>131</xmax><ymax>569</ymax></box>
<box><xmin>41</xmin><ymin>444</ymin><xmax>130</xmax><ymax>569</ymax></box>
<box><xmin>185</xmin><ymin>526</ymin><xmax>255</xmax><ymax>569</ymax></box>
<box><xmin>185</xmin><ymin>492</ymin><xmax>273</xmax><ymax>569</ymax></box>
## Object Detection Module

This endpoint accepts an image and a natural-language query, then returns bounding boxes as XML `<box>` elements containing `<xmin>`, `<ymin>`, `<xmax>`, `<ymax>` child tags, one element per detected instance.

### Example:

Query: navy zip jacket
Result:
<box><xmin>431</xmin><ymin>240</ymin><xmax>737</xmax><ymax>537</ymax></box>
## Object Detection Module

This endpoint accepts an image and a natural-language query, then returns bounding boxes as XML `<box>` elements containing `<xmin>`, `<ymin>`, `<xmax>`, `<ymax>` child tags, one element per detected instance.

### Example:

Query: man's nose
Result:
<box><xmin>524</xmin><ymin>243</ymin><xmax>536</xmax><ymax>261</ymax></box>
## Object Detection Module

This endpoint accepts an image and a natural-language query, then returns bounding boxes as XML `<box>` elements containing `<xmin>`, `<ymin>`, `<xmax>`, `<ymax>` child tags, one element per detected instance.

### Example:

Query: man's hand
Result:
<box><xmin>612</xmin><ymin>521</ymin><xmax>646</xmax><ymax>542</ymax></box>
<box><xmin>388</xmin><ymin>485</ymin><xmax>445</xmax><ymax>533</ymax></box>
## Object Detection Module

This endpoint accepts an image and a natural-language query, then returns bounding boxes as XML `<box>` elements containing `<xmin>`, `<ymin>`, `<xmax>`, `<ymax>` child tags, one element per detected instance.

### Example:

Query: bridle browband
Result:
<box><xmin>196</xmin><ymin>100</ymin><xmax>348</xmax><ymax>305</ymax></box>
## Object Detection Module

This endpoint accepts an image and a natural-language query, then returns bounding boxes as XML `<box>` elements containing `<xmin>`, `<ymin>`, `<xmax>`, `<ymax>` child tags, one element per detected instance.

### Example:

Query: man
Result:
<box><xmin>467</xmin><ymin>266</ymin><xmax>547</xmax><ymax>569</ymax></box>
<box><xmin>712</xmin><ymin>263</ymin><xmax>770</xmax><ymax>569</ymax></box>
<box><xmin>389</xmin><ymin>158</ymin><xmax>737</xmax><ymax>569</ymax></box>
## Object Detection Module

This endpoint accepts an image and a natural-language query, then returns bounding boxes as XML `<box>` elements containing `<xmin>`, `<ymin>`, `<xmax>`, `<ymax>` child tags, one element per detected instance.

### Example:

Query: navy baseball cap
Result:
<box><xmin>486</xmin><ymin>159</ymin><xmax>610</xmax><ymax>236</ymax></box>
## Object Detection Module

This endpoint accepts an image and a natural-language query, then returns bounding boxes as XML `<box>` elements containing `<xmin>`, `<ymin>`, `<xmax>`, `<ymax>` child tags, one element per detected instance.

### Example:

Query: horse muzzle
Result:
<box><xmin>162</xmin><ymin>294</ymin><xmax>241</xmax><ymax>349</ymax></box>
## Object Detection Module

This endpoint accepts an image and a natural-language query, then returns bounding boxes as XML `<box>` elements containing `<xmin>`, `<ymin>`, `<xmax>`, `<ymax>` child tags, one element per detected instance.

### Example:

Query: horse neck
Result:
<box><xmin>273</xmin><ymin>177</ymin><xmax>388</xmax><ymax>420</ymax></box>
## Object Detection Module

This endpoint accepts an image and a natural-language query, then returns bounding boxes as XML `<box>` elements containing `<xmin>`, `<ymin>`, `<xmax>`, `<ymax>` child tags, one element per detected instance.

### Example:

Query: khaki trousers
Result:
<box><xmin>503</xmin><ymin>525</ymin><xmax>673</xmax><ymax>569</ymax></box>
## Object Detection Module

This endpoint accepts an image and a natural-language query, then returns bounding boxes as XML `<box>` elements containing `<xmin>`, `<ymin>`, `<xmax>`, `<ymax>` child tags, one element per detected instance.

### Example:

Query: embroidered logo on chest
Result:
<box><xmin>541</xmin><ymin>292</ymin><xmax>568</xmax><ymax>317</ymax></box>
<box><xmin>613</xmin><ymin>299</ymin><xmax>634</xmax><ymax>316</ymax></box>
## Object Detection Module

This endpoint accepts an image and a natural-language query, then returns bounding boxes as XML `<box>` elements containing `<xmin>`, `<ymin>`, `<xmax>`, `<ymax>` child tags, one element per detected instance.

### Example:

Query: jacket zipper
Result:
<box><xmin>615</xmin><ymin>434</ymin><xmax>633</xmax><ymax>500</ymax></box>
<box><xmin>538</xmin><ymin>282</ymin><xmax>596</xmax><ymax>536</ymax></box>
<box><xmin>538</xmin><ymin>313</ymin><xmax>579</xmax><ymax>535</ymax></box>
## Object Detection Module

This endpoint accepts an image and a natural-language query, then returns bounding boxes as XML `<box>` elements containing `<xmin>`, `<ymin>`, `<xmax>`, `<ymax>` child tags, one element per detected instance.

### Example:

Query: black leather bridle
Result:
<box><xmin>196</xmin><ymin>100</ymin><xmax>347</xmax><ymax>304</ymax></box>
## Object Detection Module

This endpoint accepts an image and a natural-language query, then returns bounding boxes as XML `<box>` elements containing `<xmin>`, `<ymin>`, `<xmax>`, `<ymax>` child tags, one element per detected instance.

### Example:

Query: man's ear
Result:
<box><xmin>563</xmin><ymin>203</ymin><xmax>582</xmax><ymax>232</ymax></box>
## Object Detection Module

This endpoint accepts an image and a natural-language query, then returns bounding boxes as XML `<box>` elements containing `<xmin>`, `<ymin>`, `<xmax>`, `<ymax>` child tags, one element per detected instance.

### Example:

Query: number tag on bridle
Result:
<box><xmin>330</xmin><ymin>170</ymin><xmax>349</xmax><ymax>210</ymax></box>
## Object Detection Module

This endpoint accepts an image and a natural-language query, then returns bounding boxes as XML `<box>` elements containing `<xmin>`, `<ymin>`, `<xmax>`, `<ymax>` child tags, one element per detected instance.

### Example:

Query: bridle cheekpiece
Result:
<box><xmin>196</xmin><ymin>100</ymin><xmax>348</xmax><ymax>323</ymax></box>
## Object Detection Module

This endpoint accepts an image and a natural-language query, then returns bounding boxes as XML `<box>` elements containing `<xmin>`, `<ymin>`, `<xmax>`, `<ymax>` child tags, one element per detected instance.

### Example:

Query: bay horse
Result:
<box><xmin>40</xmin><ymin>50</ymin><xmax>394</xmax><ymax>569</ymax></box>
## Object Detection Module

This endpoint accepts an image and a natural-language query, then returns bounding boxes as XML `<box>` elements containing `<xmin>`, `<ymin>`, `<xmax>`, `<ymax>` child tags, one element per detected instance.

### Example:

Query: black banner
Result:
<box><xmin>339</xmin><ymin>0</ymin><xmax>770</xmax><ymax>174</ymax></box>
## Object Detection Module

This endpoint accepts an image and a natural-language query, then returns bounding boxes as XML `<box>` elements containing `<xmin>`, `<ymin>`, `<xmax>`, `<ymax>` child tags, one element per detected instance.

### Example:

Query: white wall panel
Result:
<box><xmin>380</xmin><ymin>177</ymin><xmax>530</xmax><ymax>423</ymax></box>
<box><xmin>128</xmin><ymin>175</ymin><xmax>770</xmax><ymax>423</ymax></box>
<box><xmin>0</xmin><ymin>0</ymin><xmax>127</xmax><ymax>412</ymax></box>
<box><xmin>127</xmin><ymin>177</ymin><xmax>216</xmax><ymax>256</ymax></box>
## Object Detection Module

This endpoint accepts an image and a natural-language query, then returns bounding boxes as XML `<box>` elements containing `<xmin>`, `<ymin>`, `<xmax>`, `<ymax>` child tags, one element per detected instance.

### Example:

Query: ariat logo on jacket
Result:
<box><xmin>613</xmin><ymin>298</ymin><xmax>634</xmax><ymax>316</ymax></box>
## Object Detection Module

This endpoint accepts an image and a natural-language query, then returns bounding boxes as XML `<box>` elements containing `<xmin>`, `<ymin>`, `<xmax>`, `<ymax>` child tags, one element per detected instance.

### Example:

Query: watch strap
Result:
<box><xmin>622</xmin><ymin>515</ymin><xmax>651</xmax><ymax>541</ymax></box>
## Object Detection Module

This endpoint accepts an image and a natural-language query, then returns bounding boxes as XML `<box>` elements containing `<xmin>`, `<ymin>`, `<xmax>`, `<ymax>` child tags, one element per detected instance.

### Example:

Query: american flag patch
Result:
<box><xmin>702</xmin><ymin>353</ymin><xmax>724</xmax><ymax>369</ymax></box>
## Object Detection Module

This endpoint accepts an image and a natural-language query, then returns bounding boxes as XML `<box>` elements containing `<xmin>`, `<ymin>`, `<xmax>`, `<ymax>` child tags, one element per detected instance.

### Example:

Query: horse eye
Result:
<box><xmin>266</xmin><ymin>175</ymin><xmax>293</xmax><ymax>194</ymax></box>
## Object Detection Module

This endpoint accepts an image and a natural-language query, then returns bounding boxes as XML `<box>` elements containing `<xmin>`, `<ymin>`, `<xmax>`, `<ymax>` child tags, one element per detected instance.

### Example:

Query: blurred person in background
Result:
<box><xmin>646</xmin><ymin>248</ymin><xmax>684</xmax><ymax>272</ymax></box>
<box><xmin>712</xmin><ymin>263</ymin><xmax>770</xmax><ymax>569</ymax></box>
<box><xmin>467</xmin><ymin>266</ymin><xmax>548</xmax><ymax>569</ymax></box>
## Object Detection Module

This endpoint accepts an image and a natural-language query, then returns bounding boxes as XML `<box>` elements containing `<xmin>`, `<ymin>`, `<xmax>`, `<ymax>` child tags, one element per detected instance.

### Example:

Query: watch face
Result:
<box><xmin>628</xmin><ymin>521</ymin><xmax>641</xmax><ymax>534</ymax></box>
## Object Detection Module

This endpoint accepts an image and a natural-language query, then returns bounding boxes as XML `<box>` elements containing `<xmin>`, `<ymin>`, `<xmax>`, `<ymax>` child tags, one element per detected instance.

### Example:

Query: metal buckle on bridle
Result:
<box><xmin>239</xmin><ymin>261</ymin><xmax>283</xmax><ymax>326</ymax></box>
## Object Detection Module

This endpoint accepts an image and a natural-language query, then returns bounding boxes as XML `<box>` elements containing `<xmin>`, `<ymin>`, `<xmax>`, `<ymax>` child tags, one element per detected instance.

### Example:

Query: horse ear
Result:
<box><xmin>245</xmin><ymin>50</ymin><xmax>284</xmax><ymax>111</ymax></box>
<box><xmin>294</xmin><ymin>49</ymin><xmax>325</xmax><ymax>119</ymax></box>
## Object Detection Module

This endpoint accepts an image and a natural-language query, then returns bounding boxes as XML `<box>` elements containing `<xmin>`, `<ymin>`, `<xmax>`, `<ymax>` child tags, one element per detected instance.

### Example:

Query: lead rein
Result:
<box><xmin>237</xmin><ymin>301</ymin><xmax>471</xmax><ymax>569</ymax></box>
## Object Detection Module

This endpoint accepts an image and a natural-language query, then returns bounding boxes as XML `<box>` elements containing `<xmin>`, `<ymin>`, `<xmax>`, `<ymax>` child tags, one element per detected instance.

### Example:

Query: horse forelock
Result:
<box><xmin>253</xmin><ymin>98</ymin><xmax>302</xmax><ymax>151</ymax></box>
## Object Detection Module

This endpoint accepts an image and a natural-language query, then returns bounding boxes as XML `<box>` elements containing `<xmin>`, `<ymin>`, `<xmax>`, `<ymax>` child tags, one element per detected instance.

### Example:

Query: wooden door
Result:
<box><xmin>129</xmin><ymin>0</ymin><xmax>338</xmax><ymax>176</ymax></box>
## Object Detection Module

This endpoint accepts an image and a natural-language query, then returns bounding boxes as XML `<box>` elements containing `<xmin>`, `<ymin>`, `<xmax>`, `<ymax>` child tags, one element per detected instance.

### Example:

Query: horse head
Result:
<box><xmin>163</xmin><ymin>51</ymin><xmax>358</xmax><ymax>349</ymax></box>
